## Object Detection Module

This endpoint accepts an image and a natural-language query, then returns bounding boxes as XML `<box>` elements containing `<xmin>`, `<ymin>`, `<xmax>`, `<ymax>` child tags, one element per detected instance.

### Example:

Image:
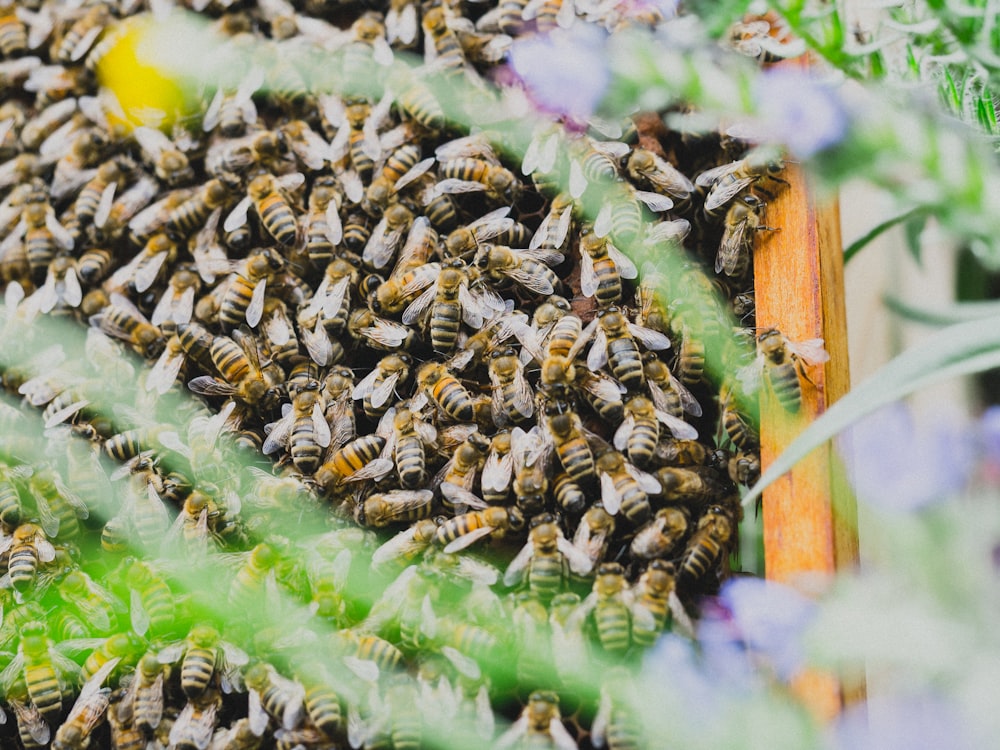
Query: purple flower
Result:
<box><xmin>719</xmin><ymin>577</ymin><xmax>816</xmax><ymax>681</ymax></box>
<box><xmin>840</xmin><ymin>402</ymin><xmax>974</xmax><ymax>511</ymax></box>
<box><xmin>736</xmin><ymin>68</ymin><xmax>848</xmax><ymax>158</ymax></box>
<box><xmin>508</xmin><ymin>26</ymin><xmax>611</xmax><ymax>122</ymax></box>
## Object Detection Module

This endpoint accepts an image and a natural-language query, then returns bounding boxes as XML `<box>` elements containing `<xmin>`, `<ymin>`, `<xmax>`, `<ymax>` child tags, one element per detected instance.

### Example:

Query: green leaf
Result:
<box><xmin>842</xmin><ymin>207</ymin><xmax>924</xmax><ymax>264</ymax></box>
<box><xmin>883</xmin><ymin>294</ymin><xmax>1000</xmax><ymax>326</ymax></box>
<box><xmin>741</xmin><ymin>315</ymin><xmax>1000</xmax><ymax>508</ymax></box>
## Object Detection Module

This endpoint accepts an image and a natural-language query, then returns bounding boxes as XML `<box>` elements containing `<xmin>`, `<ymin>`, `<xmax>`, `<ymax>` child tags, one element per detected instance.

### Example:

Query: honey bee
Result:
<box><xmin>303</xmin><ymin>175</ymin><xmax>343</xmax><ymax>268</ymax></box>
<box><xmin>57</xmin><ymin>568</ymin><xmax>121</xmax><ymax>635</ymax></box>
<box><xmin>244</xmin><ymin>662</ymin><xmax>305</xmax><ymax>735</ymax></box>
<box><xmin>364</xmin><ymin>144</ymin><xmax>435</xmax><ymax>217</ymax></box>
<box><xmin>417</xmin><ymin>361</ymin><xmax>480</xmax><ymax>423</ymax></box>
<box><xmin>591</xmin><ymin>667</ymin><xmax>642</xmax><ymax>750</ymax></box>
<box><xmin>116</xmin><ymin>652</ymin><xmax>165</xmax><ymax>736</ymax></box>
<box><xmin>719</xmin><ymin>379</ymin><xmax>759</xmax><ymax>452</ymax></box>
<box><xmin>202</xmin><ymin>67</ymin><xmax>264</xmax><ymax>137</ymax></box>
<box><xmin>612</xmin><ymin>395</ymin><xmax>664</xmax><ymax>467</ymax></box>
<box><xmin>49</xmin><ymin>127</ymin><xmax>109</xmax><ymax>201</ymax></box>
<box><xmin>696</xmin><ymin>150</ymin><xmax>787</xmax><ymax>215</ymax></box>
<box><xmin>584</xmin><ymin>306</ymin><xmax>671</xmax><ymax>391</ymax></box>
<box><xmin>678</xmin><ymin>504</ymin><xmax>734</xmax><ymax>588</ymax></box>
<box><xmin>385</xmin><ymin>63</ymin><xmax>446</xmax><ymax>133</ymax></box>
<box><xmin>504</xmin><ymin>513</ymin><xmax>593</xmax><ymax>599</ymax></box>
<box><xmin>434</xmin><ymin>505</ymin><xmax>525</xmax><ymax>552</ymax></box>
<box><xmin>150</xmin><ymin>264</ymin><xmax>200</xmax><ymax>328</ymax></box>
<box><xmin>578</xmin><ymin>231</ymin><xmax>635</xmax><ymax>308</ymax></box>
<box><xmin>315</xmin><ymin>433</ymin><xmax>391</xmax><ymax>491</ymax></box>
<box><xmin>132</xmin><ymin>125</ymin><xmax>194</xmax><ymax>186</ymax></box>
<box><xmin>280</xmin><ymin>119</ymin><xmax>331</xmax><ymax>173</ymax></box>
<box><xmin>386</xmin><ymin>0</ymin><xmax>420</xmax><ymax>46</ymax></box>
<box><xmin>362</xmin><ymin>201</ymin><xmax>417</xmax><ymax>272</ymax></box>
<box><xmin>530</xmin><ymin>193</ymin><xmax>576</xmax><ymax>253</ymax></box>
<box><xmin>541</xmin><ymin>400</ymin><xmax>597</xmax><ymax>485</ymax></box>
<box><xmin>0</xmin><ymin>522</ymin><xmax>55</xmax><ymax>596</ymax></box>
<box><xmin>72</xmin><ymin>158</ymin><xmax>127</xmax><ymax>231</ymax></box>
<box><xmin>51</xmin><ymin>657</ymin><xmax>121</xmax><ymax>750</ymax></box>
<box><xmin>263</xmin><ymin>378</ymin><xmax>332</xmax><ymax>475</ymax></box>
<box><xmin>53</xmin><ymin>4</ymin><xmax>109</xmax><ymax>64</ymax></box>
<box><xmin>383</xmin><ymin>405</ymin><xmax>437</xmax><ymax>489</ymax></box>
<box><xmin>125</xmin><ymin>560</ymin><xmax>177</xmax><ymax>640</ymax></box>
<box><xmin>630</xmin><ymin>506</ymin><xmax>688</xmax><ymax>561</ymax></box>
<box><xmin>715</xmin><ymin>193</ymin><xmax>776</xmax><ymax>278</ymax></box>
<box><xmin>625</xmin><ymin>147</ymin><xmax>694</xmax><ymax>201</ymax></box>
<box><xmin>356</xmin><ymin>489</ymin><xmax>435</xmax><ymax>528</ymax></box>
<box><xmin>442</xmin><ymin>205</ymin><xmax>513</xmax><ymax>260</ymax></box>
<box><xmin>353</xmin><ymin>352</ymin><xmax>413</xmax><ymax>420</ymax></box>
<box><xmin>33</xmin><ymin>254</ymin><xmax>82</xmax><ymax>314</ymax></box>
<box><xmin>1</xmin><ymin>197</ymin><xmax>75</xmax><ymax>284</ymax></box>
<box><xmin>593</xmin><ymin>180</ymin><xmax>675</xmax><ymax>249</ymax></box>
<box><xmin>740</xmin><ymin>328</ymin><xmax>829</xmax><ymax>413</ymax></box>
<box><xmin>474</xmin><ymin>243</ymin><xmax>564</xmax><ymax>297</ymax></box>
<box><xmin>107</xmin><ymin>231</ymin><xmax>178</xmax><ymax>294</ymax></box>
<box><xmin>88</xmin><ymin>292</ymin><xmax>164</xmax><ymax>359</ymax></box>
<box><xmin>188</xmin><ymin>329</ymin><xmax>282</xmax><ymax>409</ymax></box>
<box><xmin>166</xmin><ymin>174</ymin><xmax>241</xmax><ymax>238</ymax></box>
<box><xmin>0</xmin><ymin>9</ymin><xmax>28</xmax><ymax>61</ymax></box>
<box><xmin>642</xmin><ymin>355</ymin><xmax>701</xmax><ymax>433</ymax></box>
<box><xmin>338</xmin><ymin>12</ymin><xmax>394</xmax><ymax>98</ymax></box>
<box><xmin>92</xmin><ymin>173</ymin><xmax>160</xmax><ymax>242</ymax></box>
<box><xmin>218</xmin><ymin>248</ymin><xmax>287</xmax><ymax>330</ymax></box>
<box><xmin>225</xmin><ymin>172</ymin><xmax>303</xmax><ymax>248</ymax></box>
<box><xmin>494</xmin><ymin>689</ymin><xmax>577</xmax><ymax>750</ymax></box>
<box><xmin>0</xmin><ymin>619</ymin><xmax>81</xmax><ymax>723</ymax></box>
<box><xmin>158</xmin><ymin>624</ymin><xmax>249</xmax><ymax>700</ymax></box>
<box><xmin>568</xmin><ymin>136</ymin><xmax>629</xmax><ymax>199</ymax></box>
<box><xmin>728</xmin><ymin>450</ymin><xmax>761</xmax><ymax>486</ymax></box>
<box><xmin>371</xmin><ymin>517</ymin><xmax>441</xmax><ymax>572</ymax></box>
<box><xmin>571</xmin><ymin>502</ymin><xmax>615</xmax><ymax>571</ymax></box>
<box><xmin>436</xmin><ymin>157</ymin><xmax>521</xmax><ymax>205</ymax></box>
<box><xmin>169</xmin><ymin>691</ymin><xmax>222</xmax><ymax>750</ymax></box>
<box><xmin>488</xmin><ymin>346</ymin><xmax>534</xmax><ymax>426</ymax></box>
<box><xmin>596</xmin><ymin>449</ymin><xmax>660</xmax><ymax>525</ymax></box>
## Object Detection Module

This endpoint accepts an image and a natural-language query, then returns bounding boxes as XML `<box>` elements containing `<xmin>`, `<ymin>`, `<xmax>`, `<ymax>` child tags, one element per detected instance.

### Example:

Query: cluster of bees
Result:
<box><xmin>0</xmin><ymin>0</ymin><xmax>829</xmax><ymax>748</ymax></box>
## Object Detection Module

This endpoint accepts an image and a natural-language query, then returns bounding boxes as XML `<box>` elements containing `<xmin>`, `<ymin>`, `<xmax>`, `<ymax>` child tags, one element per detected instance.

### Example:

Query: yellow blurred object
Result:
<box><xmin>95</xmin><ymin>16</ymin><xmax>194</xmax><ymax>131</ymax></box>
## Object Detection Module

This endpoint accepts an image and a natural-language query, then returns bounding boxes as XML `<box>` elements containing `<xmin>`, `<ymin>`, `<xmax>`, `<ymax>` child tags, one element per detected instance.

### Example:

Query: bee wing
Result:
<box><xmin>704</xmin><ymin>175</ymin><xmax>757</xmax><ymax>212</ymax></box>
<box><xmin>737</xmin><ymin>359</ymin><xmax>763</xmax><ymax>393</ymax></box>
<box><xmin>440</xmin><ymin>482</ymin><xmax>488</xmax><ymax>512</ymax></box>
<box><xmin>716</xmin><ymin>218</ymin><xmax>751</xmax><ymax>276</ymax></box>
<box><xmin>627</xmin><ymin>321</ymin><xmax>671</xmax><ymax>350</ymax></box>
<box><xmin>324</xmin><ymin>200</ymin><xmax>344</xmax><ymax>244</ymax></box>
<box><xmin>134</xmin><ymin>249</ymin><xmax>169</xmax><ymax>294</ymax></box>
<box><xmin>443</xmin><ymin>524</ymin><xmax>495</xmax><ymax>553</ymax></box>
<box><xmin>248</xmin><ymin>688</ymin><xmax>269</xmax><ymax>736</ymax></box>
<box><xmin>482</xmin><ymin>448</ymin><xmax>513</xmax><ymax>493</ymax></box>
<box><xmin>372</xmin><ymin>524</ymin><xmax>420</xmax><ymax>566</ymax></box>
<box><xmin>301</xmin><ymin>317</ymin><xmax>334</xmax><ymax>366</ymax></box>
<box><xmin>634</xmin><ymin>189</ymin><xmax>673</xmax><ymax>212</ymax></box>
<box><xmin>10</xmin><ymin>700</ymin><xmax>50</xmax><ymax>746</ymax></box>
<box><xmin>494</xmin><ymin>716</ymin><xmax>529</xmax><ymax>750</ymax></box>
<box><xmin>344</xmin><ymin>458</ymin><xmax>394</xmax><ymax>483</ymax></box>
<box><xmin>188</xmin><ymin>376</ymin><xmax>239</xmax><ymax>398</ymax></box>
<box><xmin>34</xmin><ymin>491</ymin><xmax>61</xmax><ymax>537</ymax></box>
<box><xmin>245</xmin><ymin>277</ymin><xmax>267</xmax><ymax>329</ymax></box>
<box><xmin>695</xmin><ymin>160</ymin><xmax>740</xmax><ymax>187</ymax></box>
<box><xmin>593</xmin><ymin>202</ymin><xmax>613</xmax><ymax>239</ymax></box>
<box><xmin>591</xmin><ymin>688</ymin><xmax>611</xmax><ymax>749</ymax></box>
<box><xmin>788</xmin><ymin>337</ymin><xmax>830</xmax><ymax>366</ymax></box>
<box><xmin>669</xmin><ymin>589</ymin><xmax>696</xmax><ymax>638</ymax></box>
<box><xmin>587</xmin><ymin>326</ymin><xmax>609</xmax><ymax>371</ymax></box>
<box><xmin>401</xmin><ymin>281</ymin><xmax>437</xmax><ymax>325</ymax></box>
<box><xmin>613</xmin><ymin>415</ymin><xmax>634</xmax><ymax>451</ymax></box>
<box><xmin>223</xmin><ymin>196</ymin><xmax>252</xmax><ymax>233</ymax></box>
<box><xmin>441</xmin><ymin>645</ymin><xmax>481</xmax><ymax>681</ymax></box>
<box><xmin>673</xmin><ymin>378</ymin><xmax>702</xmax><ymax>417</ymax></box>
<box><xmin>363</xmin><ymin>217</ymin><xmax>395</xmax><ymax>270</ymax></box>
<box><xmin>351</xmin><ymin>368</ymin><xmax>382</xmax><ymax>400</ymax></box>
<box><xmin>133</xmin><ymin>126</ymin><xmax>170</xmax><ymax>159</ymax></box>
<box><xmin>44</xmin><ymin>209</ymin><xmax>75</xmax><ymax>250</ymax></box>
<box><xmin>373</xmin><ymin>36</ymin><xmax>395</xmax><ymax>66</ymax></box>
<box><xmin>434</xmin><ymin>178</ymin><xmax>486</xmax><ymax>196</ymax></box>
<box><xmin>579</xmin><ymin>243</ymin><xmax>600</xmax><ymax>297</ymax></box>
<box><xmin>600</xmin><ymin>471</ymin><xmax>621</xmax><ymax>515</ymax></box>
<box><xmin>394</xmin><ymin>157</ymin><xmax>436</xmax><ymax>192</ymax></box>
<box><xmin>656</xmin><ymin>408</ymin><xmax>698</xmax><ymax>440</ymax></box>
<box><xmin>627</xmin><ymin>463</ymin><xmax>662</xmax><ymax>494</ymax></box>
<box><xmin>511</xmin><ymin>364</ymin><xmax>534</xmax><ymax>418</ymax></box>
<box><xmin>386</xmin><ymin>3</ymin><xmax>418</xmax><ymax>45</ymax></box>
<box><xmin>170</xmin><ymin>701</ymin><xmax>217</xmax><ymax>750</ymax></box>
<box><xmin>605</xmin><ymin>240</ymin><xmax>638</xmax><ymax>279</ymax></box>
<box><xmin>262</xmin><ymin>411</ymin><xmax>294</xmax><ymax>455</ymax></box>
<box><xmin>371</xmin><ymin>371</ymin><xmax>402</xmax><ymax>409</ymax></box>
<box><xmin>556</xmin><ymin>535</ymin><xmax>594</xmax><ymax>575</ymax></box>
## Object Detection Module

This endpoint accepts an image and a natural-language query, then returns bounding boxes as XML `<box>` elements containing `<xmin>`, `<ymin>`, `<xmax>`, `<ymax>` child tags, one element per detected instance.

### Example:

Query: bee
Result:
<box><xmin>158</xmin><ymin>624</ymin><xmax>249</xmax><ymax>700</ymax></box>
<box><xmin>625</xmin><ymin>147</ymin><xmax>694</xmax><ymax>201</ymax></box>
<box><xmin>372</xmin><ymin>517</ymin><xmax>441</xmax><ymax>572</ymax></box>
<box><xmin>487</xmin><ymin>346</ymin><xmax>534</xmax><ymax>426</ymax></box>
<box><xmin>244</xmin><ymin>662</ymin><xmax>305</xmax><ymax>735</ymax></box>
<box><xmin>728</xmin><ymin>450</ymin><xmax>761</xmax><ymax>486</ymax></box>
<box><xmin>539</xmin><ymin>400</ymin><xmax>597</xmax><ymax>485</ymax></box>
<box><xmin>0</xmin><ymin>619</ymin><xmax>81</xmax><ymax>723</ymax></box>
<box><xmin>696</xmin><ymin>150</ymin><xmax>787</xmax><ymax>215</ymax></box>
<box><xmin>218</xmin><ymin>248</ymin><xmax>287</xmax><ymax>330</ymax></box>
<box><xmin>435</xmin><ymin>429</ymin><xmax>491</xmax><ymax>512</ymax></box>
<box><xmin>578</xmin><ymin>231</ymin><xmax>636</xmax><ymax>308</ymax></box>
<box><xmin>149</xmin><ymin>264</ymin><xmax>200</xmax><ymax>328</ymax></box>
<box><xmin>33</xmin><ymin>254</ymin><xmax>83</xmax><ymax>314</ymax></box>
<box><xmin>338</xmin><ymin>12</ymin><xmax>394</xmax><ymax>98</ymax></box>
<box><xmin>642</xmin><ymin>355</ymin><xmax>701</xmax><ymax>433</ymax></box>
<box><xmin>437</xmin><ymin>157</ymin><xmax>521</xmax><ymax>205</ymax></box>
<box><xmin>92</xmin><ymin>174</ymin><xmax>160</xmax><ymax>242</ymax></box>
<box><xmin>678</xmin><ymin>504</ymin><xmax>734</xmax><ymax>588</ymax></box>
<box><xmin>387</xmin><ymin>406</ymin><xmax>437</xmax><ymax>489</ymax></box>
<box><xmin>280</xmin><ymin>119</ymin><xmax>331</xmax><ymax>173</ymax></box>
<box><xmin>630</xmin><ymin>506</ymin><xmax>689</xmax><ymax>561</ymax></box>
<box><xmin>363</xmin><ymin>144</ymin><xmax>434</xmax><ymax>217</ymax></box>
<box><xmin>475</xmin><ymin>243</ymin><xmax>564</xmax><ymax>297</ymax></box>
<box><xmin>0</xmin><ymin>522</ymin><xmax>56</xmax><ymax>596</ymax></box>
<box><xmin>613</xmin><ymin>395</ymin><xmax>662</xmax><ymax>467</ymax></box>
<box><xmin>166</xmin><ymin>175</ymin><xmax>241</xmax><ymax>238</ymax></box>
<box><xmin>582</xmin><ymin>561</ymin><xmax>633</xmax><ymax>654</ymax></box>
<box><xmin>434</xmin><ymin>505</ymin><xmax>526</xmax><ymax>552</ymax></box>
<box><xmin>107</xmin><ymin>231</ymin><xmax>178</xmax><ymax>294</ymax></box>
<box><xmin>443</xmin><ymin>206</ymin><xmax>516</xmax><ymax>260</ymax></box>
<box><xmin>125</xmin><ymin>560</ymin><xmax>176</xmax><ymax>640</ymax></box>
<box><xmin>719</xmin><ymin>379</ymin><xmax>759</xmax><ymax>452</ymax></box>
<box><xmin>51</xmin><ymin>657</ymin><xmax>121</xmax><ymax>750</ymax></box>
<box><xmin>363</xmin><ymin>201</ymin><xmax>416</xmax><ymax>272</ymax></box>
<box><xmin>202</xmin><ymin>67</ymin><xmax>264</xmax><ymax>137</ymax></box>
<box><xmin>188</xmin><ymin>329</ymin><xmax>282</xmax><ymax>409</ymax></box>
<box><xmin>1</xmin><ymin>198</ymin><xmax>75</xmax><ymax>284</ymax></box>
<box><xmin>315</xmin><ymin>433</ymin><xmax>390</xmax><ymax>491</ymax></box>
<box><xmin>404</xmin><ymin>260</ymin><xmax>502</xmax><ymax>354</ymax></box>
<box><xmin>504</xmin><ymin>513</ymin><xmax>593</xmax><ymax>600</ymax></box>
<box><xmin>530</xmin><ymin>193</ymin><xmax>576</xmax><ymax>253</ymax></box>
<box><xmin>572</xmin><ymin>502</ymin><xmax>615</xmax><ymax>572</ymax></box>
<box><xmin>133</xmin><ymin>125</ymin><xmax>194</xmax><ymax>186</ymax></box>
<box><xmin>72</xmin><ymin>158</ymin><xmax>127</xmax><ymax>231</ymax></box>
<box><xmin>263</xmin><ymin>378</ymin><xmax>332</xmax><ymax>475</ymax></box>
<box><xmin>418</xmin><ymin>361</ymin><xmax>479</xmax><ymax>423</ymax></box>
<box><xmin>596</xmin><ymin>449</ymin><xmax>661</xmax><ymax>525</ymax></box>
<box><xmin>169</xmin><ymin>691</ymin><xmax>222</xmax><ymax>750</ymax></box>
<box><xmin>480</xmin><ymin>429</ymin><xmax>514</xmax><ymax>505</ymax></box>
<box><xmin>302</xmin><ymin>175</ymin><xmax>343</xmax><ymax>268</ymax></box>
<box><xmin>741</xmin><ymin>328</ymin><xmax>829</xmax><ymax>413</ymax></box>
<box><xmin>591</xmin><ymin>666</ymin><xmax>642</xmax><ymax>750</ymax></box>
<box><xmin>0</xmin><ymin>10</ymin><xmax>28</xmax><ymax>61</ymax></box>
<box><xmin>714</xmin><ymin>193</ymin><xmax>775</xmax><ymax>278</ymax></box>
<box><xmin>386</xmin><ymin>64</ymin><xmax>446</xmax><ymax>132</ymax></box>
<box><xmin>356</xmin><ymin>489</ymin><xmax>435</xmax><ymax>528</ymax></box>
<box><xmin>57</xmin><ymin>568</ymin><xmax>120</xmax><ymax>635</ymax></box>
<box><xmin>49</xmin><ymin>127</ymin><xmax>109</xmax><ymax>201</ymax></box>
<box><xmin>114</xmin><ymin>651</ymin><xmax>164</xmax><ymax>734</ymax></box>
<box><xmin>522</xmin><ymin>0</ymin><xmax>576</xmax><ymax>32</ymax></box>
<box><xmin>494</xmin><ymin>689</ymin><xmax>577</xmax><ymax>750</ymax></box>
<box><xmin>593</xmin><ymin>180</ymin><xmax>675</xmax><ymax>249</ymax></box>
<box><xmin>54</xmin><ymin>4</ymin><xmax>109</xmax><ymax>64</ymax></box>
<box><xmin>226</xmin><ymin>172</ymin><xmax>303</xmax><ymax>248</ymax></box>
<box><xmin>353</xmin><ymin>352</ymin><xmax>413</xmax><ymax>420</ymax></box>
<box><xmin>585</xmin><ymin>306</ymin><xmax>672</xmax><ymax>391</ymax></box>
<box><xmin>568</xmin><ymin>136</ymin><xmax>629</xmax><ymax>199</ymax></box>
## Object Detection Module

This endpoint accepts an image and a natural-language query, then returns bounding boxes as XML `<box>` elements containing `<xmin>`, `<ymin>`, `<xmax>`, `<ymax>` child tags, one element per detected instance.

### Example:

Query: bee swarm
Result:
<box><xmin>0</xmin><ymin>1</ymin><xmax>808</xmax><ymax>749</ymax></box>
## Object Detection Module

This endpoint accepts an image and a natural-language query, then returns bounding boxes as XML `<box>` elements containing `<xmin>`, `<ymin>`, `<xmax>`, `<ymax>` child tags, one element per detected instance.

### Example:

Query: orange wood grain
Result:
<box><xmin>752</xmin><ymin>153</ymin><xmax>859</xmax><ymax>719</ymax></box>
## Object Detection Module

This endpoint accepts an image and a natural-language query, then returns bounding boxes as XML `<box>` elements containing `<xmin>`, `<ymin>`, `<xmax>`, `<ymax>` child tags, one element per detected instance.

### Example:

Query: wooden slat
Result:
<box><xmin>752</xmin><ymin>152</ymin><xmax>859</xmax><ymax>718</ymax></box>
